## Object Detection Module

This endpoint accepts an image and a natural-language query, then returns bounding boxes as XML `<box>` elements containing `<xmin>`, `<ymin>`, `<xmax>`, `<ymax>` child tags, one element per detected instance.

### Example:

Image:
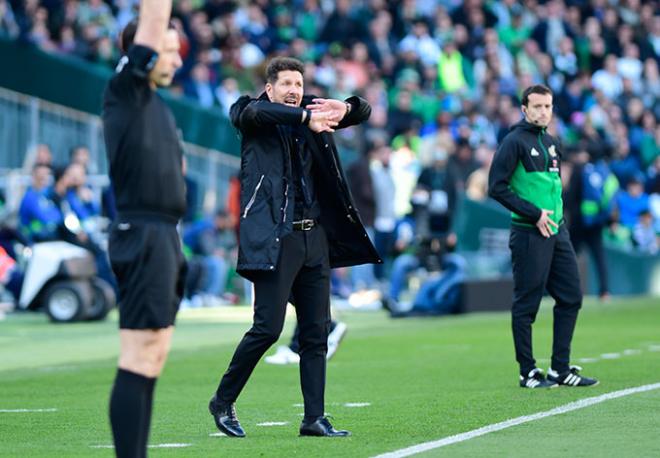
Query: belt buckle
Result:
<box><xmin>302</xmin><ymin>219</ymin><xmax>314</xmax><ymax>231</ymax></box>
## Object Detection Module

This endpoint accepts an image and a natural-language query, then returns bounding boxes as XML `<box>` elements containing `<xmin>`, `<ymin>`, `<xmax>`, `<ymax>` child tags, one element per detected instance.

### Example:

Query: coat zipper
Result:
<box><xmin>243</xmin><ymin>174</ymin><xmax>265</xmax><ymax>218</ymax></box>
<box><xmin>538</xmin><ymin>130</ymin><xmax>558</xmax><ymax>227</ymax></box>
<box><xmin>282</xmin><ymin>182</ymin><xmax>289</xmax><ymax>223</ymax></box>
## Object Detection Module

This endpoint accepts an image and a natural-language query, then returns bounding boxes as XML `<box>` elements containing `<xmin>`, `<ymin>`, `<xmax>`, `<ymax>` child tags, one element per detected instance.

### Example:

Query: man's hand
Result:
<box><xmin>536</xmin><ymin>209</ymin><xmax>558</xmax><ymax>238</ymax></box>
<box><xmin>308</xmin><ymin>110</ymin><xmax>338</xmax><ymax>133</ymax></box>
<box><xmin>306</xmin><ymin>98</ymin><xmax>350</xmax><ymax>123</ymax></box>
<box><xmin>134</xmin><ymin>0</ymin><xmax>173</xmax><ymax>50</ymax></box>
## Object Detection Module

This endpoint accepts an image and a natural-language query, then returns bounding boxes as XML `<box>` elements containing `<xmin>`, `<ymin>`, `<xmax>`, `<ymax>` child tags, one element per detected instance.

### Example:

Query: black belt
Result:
<box><xmin>292</xmin><ymin>219</ymin><xmax>317</xmax><ymax>231</ymax></box>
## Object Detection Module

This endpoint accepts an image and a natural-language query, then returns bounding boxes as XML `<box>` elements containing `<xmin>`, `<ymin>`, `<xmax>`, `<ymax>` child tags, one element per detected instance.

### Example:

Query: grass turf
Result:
<box><xmin>0</xmin><ymin>296</ymin><xmax>658</xmax><ymax>457</ymax></box>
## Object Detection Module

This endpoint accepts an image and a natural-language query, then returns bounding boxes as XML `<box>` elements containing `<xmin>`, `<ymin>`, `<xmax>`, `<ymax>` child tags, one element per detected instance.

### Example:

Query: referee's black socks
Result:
<box><xmin>109</xmin><ymin>368</ymin><xmax>157</xmax><ymax>458</ymax></box>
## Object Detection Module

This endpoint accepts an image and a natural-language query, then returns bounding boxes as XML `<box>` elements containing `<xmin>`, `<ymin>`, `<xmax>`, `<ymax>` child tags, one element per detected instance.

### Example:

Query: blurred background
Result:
<box><xmin>0</xmin><ymin>0</ymin><xmax>659</xmax><ymax>322</ymax></box>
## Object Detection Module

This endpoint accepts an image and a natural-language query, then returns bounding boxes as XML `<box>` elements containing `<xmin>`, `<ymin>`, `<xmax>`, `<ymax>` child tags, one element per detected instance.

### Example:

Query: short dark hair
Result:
<box><xmin>69</xmin><ymin>145</ymin><xmax>87</xmax><ymax>158</ymax></box>
<box><xmin>521</xmin><ymin>85</ymin><xmax>553</xmax><ymax>106</ymax></box>
<box><xmin>119</xmin><ymin>18</ymin><xmax>176</xmax><ymax>53</ymax></box>
<box><xmin>265</xmin><ymin>57</ymin><xmax>305</xmax><ymax>84</ymax></box>
<box><xmin>53</xmin><ymin>164</ymin><xmax>69</xmax><ymax>184</ymax></box>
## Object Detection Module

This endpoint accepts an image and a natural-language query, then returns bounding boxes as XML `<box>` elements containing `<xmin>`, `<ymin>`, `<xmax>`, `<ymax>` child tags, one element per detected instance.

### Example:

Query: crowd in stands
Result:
<box><xmin>1</xmin><ymin>0</ymin><xmax>659</xmax><ymax>308</ymax></box>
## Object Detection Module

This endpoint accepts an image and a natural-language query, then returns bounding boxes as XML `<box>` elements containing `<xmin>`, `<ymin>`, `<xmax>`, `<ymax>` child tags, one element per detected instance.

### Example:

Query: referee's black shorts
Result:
<box><xmin>108</xmin><ymin>212</ymin><xmax>186</xmax><ymax>330</ymax></box>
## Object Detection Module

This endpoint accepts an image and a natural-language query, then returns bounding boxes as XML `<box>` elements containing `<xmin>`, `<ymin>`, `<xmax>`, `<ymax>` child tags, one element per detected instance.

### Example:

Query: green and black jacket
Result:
<box><xmin>488</xmin><ymin>119</ymin><xmax>563</xmax><ymax>233</ymax></box>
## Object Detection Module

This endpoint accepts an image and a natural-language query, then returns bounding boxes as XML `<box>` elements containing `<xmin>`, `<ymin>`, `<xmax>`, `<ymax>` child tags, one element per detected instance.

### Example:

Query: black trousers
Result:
<box><xmin>217</xmin><ymin>226</ymin><xmax>331</xmax><ymax>418</ymax></box>
<box><xmin>509</xmin><ymin>225</ymin><xmax>582</xmax><ymax>376</ymax></box>
<box><xmin>570</xmin><ymin>225</ymin><xmax>608</xmax><ymax>296</ymax></box>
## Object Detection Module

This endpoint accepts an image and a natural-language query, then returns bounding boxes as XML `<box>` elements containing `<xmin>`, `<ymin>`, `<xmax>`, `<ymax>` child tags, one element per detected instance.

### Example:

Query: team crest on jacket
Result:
<box><xmin>550</xmin><ymin>159</ymin><xmax>559</xmax><ymax>172</ymax></box>
<box><xmin>548</xmin><ymin>145</ymin><xmax>557</xmax><ymax>157</ymax></box>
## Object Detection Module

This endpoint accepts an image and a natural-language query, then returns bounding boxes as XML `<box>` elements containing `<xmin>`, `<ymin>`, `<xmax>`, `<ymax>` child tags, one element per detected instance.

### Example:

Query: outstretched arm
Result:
<box><xmin>238</xmin><ymin>100</ymin><xmax>337</xmax><ymax>132</ymax></box>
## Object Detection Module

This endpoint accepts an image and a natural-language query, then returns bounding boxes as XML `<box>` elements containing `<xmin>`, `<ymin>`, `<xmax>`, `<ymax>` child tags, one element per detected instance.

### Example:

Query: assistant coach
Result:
<box><xmin>488</xmin><ymin>84</ymin><xmax>598</xmax><ymax>389</ymax></box>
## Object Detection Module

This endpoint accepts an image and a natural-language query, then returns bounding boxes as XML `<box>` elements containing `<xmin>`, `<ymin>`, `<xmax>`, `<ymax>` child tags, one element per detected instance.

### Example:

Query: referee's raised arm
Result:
<box><xmin>133</xmin><ymin>0</ymin><xmax>173</xmax><ymax>51</ymax></box>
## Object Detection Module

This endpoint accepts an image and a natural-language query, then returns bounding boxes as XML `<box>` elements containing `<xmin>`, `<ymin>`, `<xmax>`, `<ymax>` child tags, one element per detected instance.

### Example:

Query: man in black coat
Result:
<box><xmin>208</xmin><ymin>57</ymin><xmax>381</xmax><ymax>438</ymax></box>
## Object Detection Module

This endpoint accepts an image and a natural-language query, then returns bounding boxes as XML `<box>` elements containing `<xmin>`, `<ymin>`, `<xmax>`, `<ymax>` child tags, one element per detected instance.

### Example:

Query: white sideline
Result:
<box><xmin>91</xmin><ymin>443</ymin><xmax>191</xmax><ymax>449</ymax></box>
<box><xmin>0</xmin><ymin>408</ymin><xmax>57</xmax><ymax>413</ymax></box>
<box><xmin>372</xmin><ymin>382</ymin><xmax>660</xmax><ymax>458</ymax></box>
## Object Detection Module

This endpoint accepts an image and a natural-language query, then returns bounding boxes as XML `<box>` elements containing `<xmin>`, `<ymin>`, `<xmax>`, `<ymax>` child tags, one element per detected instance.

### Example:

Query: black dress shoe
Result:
<box><xmin>299</xmin><ymin>416</ymin><xmax>351</xmax><ymax>437</ymax></box>
<box><xmin>208</xmin><ymin>395</ymin><xmax>246</xmax><ymax>437</ymax></box>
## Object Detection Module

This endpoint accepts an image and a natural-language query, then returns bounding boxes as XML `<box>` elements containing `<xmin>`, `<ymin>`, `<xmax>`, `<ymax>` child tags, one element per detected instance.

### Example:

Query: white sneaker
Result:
<box><xmin>265</xmin><ymin>345</ymin><xmax>300</xmax><ymax>365</ymax></box>
<box><xmin>327</xmin><ymin>322</ymin><xmax>347</xmax><ymax>360</ymax></box>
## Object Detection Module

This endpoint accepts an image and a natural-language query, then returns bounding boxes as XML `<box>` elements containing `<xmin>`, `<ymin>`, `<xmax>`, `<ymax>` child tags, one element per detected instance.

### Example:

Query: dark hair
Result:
<box><xmin>265</xmin><ymin>57</ymin><xmax>305</xmax><ymax>84</ymax></box>
<box><xmin>120</xmin><ymin>18</ymin><xmax>176</xmax><ymax>53</ymax></box>
<box><xmin>52</xmin><ymin>165</ymin><xmax>69</xmax><ymax>184</ymax></box>
<box><xmin>521</xmin><ymin>84</ymin><xmax>553</xmax><ymax>106</ymax></box>
<box><xmin>69</xmin><ymin>145</ymin><xmax>87</xmax><ymax>158</ymax></box>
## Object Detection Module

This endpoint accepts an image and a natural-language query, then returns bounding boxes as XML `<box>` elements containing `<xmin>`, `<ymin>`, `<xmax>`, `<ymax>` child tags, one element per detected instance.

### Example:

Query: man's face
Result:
<box><xmin>67</xmin><ymin>163</ymin><xmax>86</xmax><ymax>187</ymax></box>
<box><xmin>266</xmin><ymin>70</ymin><xmax>303</xmax><ymax>107</ymax></box>
<box><xmin>522</xmin><ymin>92</ymin><xmax>553</xmax><ymax>128</ymax></box>
<box><xmin>150</xmin><ymin>29</ymin><xmax>182</xmax><ymax>87</ymax></box>
<box><xmin>72</xmin><ymin>147</ymin><xmax>89</xmax><ymax>166</ymax></box>
<box><xmin>32</xmin><ymin>166</ymin><xmax>51</xmax><ymax>190</ymax></box>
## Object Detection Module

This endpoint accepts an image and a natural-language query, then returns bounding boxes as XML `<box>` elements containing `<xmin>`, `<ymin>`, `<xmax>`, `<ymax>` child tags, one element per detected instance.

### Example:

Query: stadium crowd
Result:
<box><xmin>1</xmin><ymin>0</ymin><xmax>659</xmax><ymax>310</ymax></box>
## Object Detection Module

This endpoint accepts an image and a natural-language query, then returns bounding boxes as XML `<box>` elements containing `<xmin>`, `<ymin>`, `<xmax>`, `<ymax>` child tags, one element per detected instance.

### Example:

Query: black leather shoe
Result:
<box><xmin>208</xmin><ymin>395</ymin><xmax>246</xmax><ymax>437</ymax></box>
<box><xmin>299</xmin><ymin>416</ymin><xmax>351</xmax><ymax>437</ymax></box>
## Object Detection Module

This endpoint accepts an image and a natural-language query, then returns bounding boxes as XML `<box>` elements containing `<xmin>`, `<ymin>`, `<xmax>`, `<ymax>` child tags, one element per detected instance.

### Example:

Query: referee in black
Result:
<box><xmin>102</xmin><ymin>1</ymin><xmax>186</xmax><ymax>456</ymax></box>
<box><xmin>488</xmin><ymin>85</ymin><xmax>598</xmax><ymax>389</ymax></box>
<box><xmin>208</xmin><ymin>57</ymin><xmax>380</xmax><ymax>438</ymax></box>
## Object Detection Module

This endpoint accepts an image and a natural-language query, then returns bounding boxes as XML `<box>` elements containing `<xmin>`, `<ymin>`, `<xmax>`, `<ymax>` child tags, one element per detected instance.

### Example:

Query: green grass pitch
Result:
<box><xmin>1</xmin><ymin>296</ymin><xmax>659</xmax><ymax>457</ymax></box>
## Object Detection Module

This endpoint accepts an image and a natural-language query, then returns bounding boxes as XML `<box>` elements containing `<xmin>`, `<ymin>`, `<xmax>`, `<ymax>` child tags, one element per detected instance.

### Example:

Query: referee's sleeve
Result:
<box><xmin>488</xmin><ymin>138</ymin><xmax>542</xmax><ymax>223</ymax></box>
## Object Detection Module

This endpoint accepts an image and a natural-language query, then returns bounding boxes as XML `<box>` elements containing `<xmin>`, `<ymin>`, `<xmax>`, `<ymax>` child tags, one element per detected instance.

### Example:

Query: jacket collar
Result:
<box><xmin>512</xmin><ymin>118</ymin><xmax>546</xmax><ymax>134</ymax></box>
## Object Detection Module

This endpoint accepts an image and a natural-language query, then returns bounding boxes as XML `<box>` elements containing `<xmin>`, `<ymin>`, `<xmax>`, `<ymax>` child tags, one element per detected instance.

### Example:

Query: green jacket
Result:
<box><xmin>488</xmin><ymin>119</ymin><xmax>564</xmax><ymax>233</ymax></box>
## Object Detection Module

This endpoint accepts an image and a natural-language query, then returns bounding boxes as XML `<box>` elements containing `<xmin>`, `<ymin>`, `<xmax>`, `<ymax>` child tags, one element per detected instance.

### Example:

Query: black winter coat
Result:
<box><xmin>230</xmin><ymin>92</ymin><xmax>381</xmax><ymax>280</ymax></box>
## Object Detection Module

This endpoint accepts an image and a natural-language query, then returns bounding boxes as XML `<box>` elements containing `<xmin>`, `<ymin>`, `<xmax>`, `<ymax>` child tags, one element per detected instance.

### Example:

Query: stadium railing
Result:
<box><xmin>0</xmin><ymin>87</ymin><xmax>240</xmax><ymax>214</ymax></box>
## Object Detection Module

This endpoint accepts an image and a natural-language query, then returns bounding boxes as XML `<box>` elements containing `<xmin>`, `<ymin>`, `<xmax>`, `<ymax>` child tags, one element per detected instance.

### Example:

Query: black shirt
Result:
<box><xmin>290</xmin><ymin>126</ymin><xmax>320</xmax><ymax>221</ymax></box>
<box><xmin>102</xmin><ymin>45</ymin><xmax>186</xmax><ymax>220</ymax></box>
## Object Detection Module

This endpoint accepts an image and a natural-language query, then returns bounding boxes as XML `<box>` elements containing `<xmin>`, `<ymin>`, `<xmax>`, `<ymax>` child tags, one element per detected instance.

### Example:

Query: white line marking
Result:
<box><xmin>649</xmin><ymin>345</ymin><xmax>660</xmax><ymax>352</ymax></box>
<box><xmin>0</xmin><ymin>408</ymin><xmax>58</xmax><ymax>413</ymax></box>
<box><xmin>576</xmin><ymin>357</ymin><xmax>599</xmax><ymax>363</ymax></box>
<box><xmin>345</xmin><ymin>402</ymin><xmax>371</xmax><ymax>408</ymax></box>
<box><xmin>37</xmin><ymin>365</ymin><xmax>79</xmax><ymax>373</ymax></box>
<box><xmin>371</xmin><ymin>382</ymin><xmax>660</xmax><ymax>458</ymax></box>
<box><xmin>292</xmin><ymin>403</ymin><xmax>304</xmax><ymax>407</ymax></box>
<box><xmin>91</xmin><ymin>443</ymin><xmax>192</xmax><ymax>449</ymax></box>
<box><xmin>257</xmin><ymin>421</ymin><xmax>289</xmax><ymax>426</ymax></box>
<box><xmin>209</xmin><ymin>432</ymin><xmax>227</xmax><ymax>437</ymax></box>
<box><xmin>600</xmin><ymin>353</ymin><xmax>621</xmax><ymax>359</ymax></box>
<box><xmin>622</xmin><ymin>349</ymin><xmax>641</xmax><ymax>356</ymax></box>
<box><xmin>148</xmin><ymin>443</ymin><xmax>192</xmax><ymax>448</ymax></box>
